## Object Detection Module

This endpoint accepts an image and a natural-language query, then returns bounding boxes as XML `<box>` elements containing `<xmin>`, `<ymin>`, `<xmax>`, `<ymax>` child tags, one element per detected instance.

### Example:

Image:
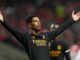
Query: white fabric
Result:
<box><xmin>75</xmin><ymin>49</ymin><xmax>80</xmax><ymax>60</ymax></box>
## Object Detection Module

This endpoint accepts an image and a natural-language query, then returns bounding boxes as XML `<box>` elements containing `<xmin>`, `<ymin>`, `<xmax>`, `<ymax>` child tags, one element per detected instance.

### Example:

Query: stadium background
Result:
<box><xmin>0</xmin><ymin>0</ymin><xmax>80</xmax><ymax>60</ymax></box>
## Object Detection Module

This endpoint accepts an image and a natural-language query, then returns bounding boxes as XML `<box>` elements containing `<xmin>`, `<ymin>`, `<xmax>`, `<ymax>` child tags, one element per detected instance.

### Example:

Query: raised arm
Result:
<box><xmin>0</xmin><ymin>11</ymin><xmax>28</xmax><ymax>44</ymax></box>
<box><xmin>48</xmin><ymin>11</ymin><xmax>80</xmax><ymax>40</ymax></box>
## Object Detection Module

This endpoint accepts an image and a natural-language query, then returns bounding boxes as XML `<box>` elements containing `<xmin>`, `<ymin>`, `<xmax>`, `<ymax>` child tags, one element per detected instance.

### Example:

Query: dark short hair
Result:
<box><xmin>26</xmin><ymin>15</ymin><xmax>37</xmax><ymax>25</ymax></box>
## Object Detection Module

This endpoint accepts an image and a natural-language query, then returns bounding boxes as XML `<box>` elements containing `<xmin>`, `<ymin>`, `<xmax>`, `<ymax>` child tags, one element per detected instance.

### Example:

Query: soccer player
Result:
<box><xmin>0</xmin><ymin>11</ymin><xmax>80</xmax><ymax>60</ymax></box>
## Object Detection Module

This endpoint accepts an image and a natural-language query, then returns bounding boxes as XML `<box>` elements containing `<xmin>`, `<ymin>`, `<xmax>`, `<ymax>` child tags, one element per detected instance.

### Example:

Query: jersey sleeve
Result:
<box><xmin>0</xmin><ymin>20</ymin><xmax>29</xmax><ymax>44</ymax></box>
<box><xmin>47</xmin><ymin>19</ymin><xmax>75</xmax><ymax>41</ymax></box>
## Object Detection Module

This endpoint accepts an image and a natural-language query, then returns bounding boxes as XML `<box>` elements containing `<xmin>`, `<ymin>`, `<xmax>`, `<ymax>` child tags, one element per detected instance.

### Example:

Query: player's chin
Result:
<box><xmin>37</xmin><ymin>27</ymin><xmax>41</xmax><ymax>30</ymax></box>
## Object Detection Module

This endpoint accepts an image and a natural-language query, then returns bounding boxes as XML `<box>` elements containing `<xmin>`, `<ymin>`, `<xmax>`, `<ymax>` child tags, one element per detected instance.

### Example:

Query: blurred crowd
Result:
<box><xmin>0</xmin><ymin>0</ymin><xmax>80</xmax><ymax>60</ymax></box>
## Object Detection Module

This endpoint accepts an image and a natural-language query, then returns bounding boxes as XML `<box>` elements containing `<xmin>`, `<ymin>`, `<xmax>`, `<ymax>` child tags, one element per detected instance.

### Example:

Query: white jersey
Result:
<box><xmin>75</xmin><ymin>49</ymin><xmax>80</xmax><ymax>60</ymax></box>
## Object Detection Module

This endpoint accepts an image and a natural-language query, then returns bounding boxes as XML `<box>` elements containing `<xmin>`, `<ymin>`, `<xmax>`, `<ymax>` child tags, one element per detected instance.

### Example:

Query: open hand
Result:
<box><xmin>0</xmin><ymin>11</ymin><xmax>4</xmax><ymax>22</ymax></box>
<box><xmin>72</xmin><ymin>10</ymin><xmax>80</xmax><ymax>21</ymax></box>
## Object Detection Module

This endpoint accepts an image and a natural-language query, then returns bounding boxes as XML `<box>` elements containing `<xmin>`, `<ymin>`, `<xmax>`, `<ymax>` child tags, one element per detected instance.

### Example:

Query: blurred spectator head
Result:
<box><xmin>50</xmin><ymin>24</ymin><xmax>59</xmax><ymax>31</ymax></box>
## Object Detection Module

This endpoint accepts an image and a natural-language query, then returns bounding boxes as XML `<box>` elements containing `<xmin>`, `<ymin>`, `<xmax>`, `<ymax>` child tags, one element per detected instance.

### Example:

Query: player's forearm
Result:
<box><xmin>0</xmin><ymin>20</ymin><xmax>23</xmax><ymax>41</ymax></box>
<box><xmin>48</xmin><ymin>18</ymin><xmax>76</xmax><ymax>39</ymax></box>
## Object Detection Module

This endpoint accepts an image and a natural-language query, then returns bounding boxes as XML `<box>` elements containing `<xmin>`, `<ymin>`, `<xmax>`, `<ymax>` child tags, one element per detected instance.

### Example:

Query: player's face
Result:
<box><xmin>30</xmin><ymin>17</ymin><xmax>41</xmax><ymax>31</ymax></box>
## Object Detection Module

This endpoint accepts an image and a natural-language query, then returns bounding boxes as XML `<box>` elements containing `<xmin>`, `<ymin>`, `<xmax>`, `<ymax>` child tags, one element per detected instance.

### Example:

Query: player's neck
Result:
<box><xmin>30</xmin><ymin>29</ymin><xmax>40</xmax><ymax>35</ymax></box>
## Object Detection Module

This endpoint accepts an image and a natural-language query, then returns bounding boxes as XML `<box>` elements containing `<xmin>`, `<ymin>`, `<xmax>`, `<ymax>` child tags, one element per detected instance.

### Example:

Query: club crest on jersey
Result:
<box><xmin>57</xmin><ymin>45</ymin><xmax>61</xmax><ymax>50</ymax></box>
